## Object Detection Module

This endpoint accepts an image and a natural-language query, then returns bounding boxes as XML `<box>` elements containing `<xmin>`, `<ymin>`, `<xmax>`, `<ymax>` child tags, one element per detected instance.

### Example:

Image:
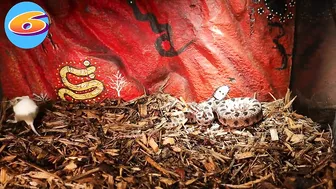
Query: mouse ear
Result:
<box><xmin>213</xmin><ymin>85</ymin><xmax>230</xmax><ymax>100</ymax></box>
<box><xmin>15</xmin><ymin>96</ymin><xmax>30</xmax><ymax>100</ymax></box>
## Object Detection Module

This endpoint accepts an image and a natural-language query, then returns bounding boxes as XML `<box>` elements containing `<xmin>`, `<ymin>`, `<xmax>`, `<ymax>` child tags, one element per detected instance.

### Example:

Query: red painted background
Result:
<box><xmin>0</xmin><ymin>0</ymin><xmax>295</xmax><ymax>103</ymax></box>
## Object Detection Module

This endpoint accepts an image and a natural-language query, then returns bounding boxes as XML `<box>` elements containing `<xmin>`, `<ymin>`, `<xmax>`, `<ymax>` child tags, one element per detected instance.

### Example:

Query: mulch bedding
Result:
<box><xmin>0</xmin><ymin>91</ymin><xmax>335</xmax><ymax>189</ymax></box>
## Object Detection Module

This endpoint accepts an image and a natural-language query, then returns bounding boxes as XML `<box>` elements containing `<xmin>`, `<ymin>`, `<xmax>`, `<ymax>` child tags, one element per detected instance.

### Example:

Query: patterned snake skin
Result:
<box><xmin>187</xmin><ymin>86</ymin><xmax>263</xmax><ymax>128</ymax></box>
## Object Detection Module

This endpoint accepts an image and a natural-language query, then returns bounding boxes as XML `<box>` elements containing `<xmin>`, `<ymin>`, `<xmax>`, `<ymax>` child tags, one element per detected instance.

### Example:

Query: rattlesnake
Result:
<box><xmin>185</xmin><ymin>86</ymin><xmax>263</xmax><ymax>128</ymax></box>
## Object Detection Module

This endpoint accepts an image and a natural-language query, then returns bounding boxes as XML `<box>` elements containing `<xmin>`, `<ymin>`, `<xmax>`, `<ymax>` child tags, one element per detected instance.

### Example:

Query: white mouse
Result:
<box><xmin>213</xmin><ymin>85</ymin><xmax>230</xmax><ymax>100</ymax></box>
<box><xmin>7</xmin><ymin>96</ymin><xmax>40</xmax><ymax>136</ymax></box>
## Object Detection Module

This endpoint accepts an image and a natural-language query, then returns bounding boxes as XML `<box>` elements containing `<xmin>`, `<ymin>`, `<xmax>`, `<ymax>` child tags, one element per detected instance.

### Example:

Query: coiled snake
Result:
<box><xmin>187</xmin><ymin>86</ymin><xmax>263</xmax><ymax>128</ymax></box>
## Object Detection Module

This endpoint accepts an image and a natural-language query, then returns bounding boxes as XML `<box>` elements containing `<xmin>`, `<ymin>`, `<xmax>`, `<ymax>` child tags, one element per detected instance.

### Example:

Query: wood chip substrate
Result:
<box><xmin>0</xmin><ymin>91</ymin><xmax>335</xmax><ymax>189</ymax></box>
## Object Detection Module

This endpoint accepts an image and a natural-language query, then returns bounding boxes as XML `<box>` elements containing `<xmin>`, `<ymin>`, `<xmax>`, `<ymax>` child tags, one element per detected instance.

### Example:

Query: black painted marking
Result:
<box><xmin>243</xmin><ymin>111</ymin><xmax>248</xmax><ymax>116</ymax></box>
<box><xmin>127</xmin><ymin>0</ymin><xmax>194</xmax><ymax>57</ymax></box>
<box><xmin>234</xmin><ymin>112</ymin><xmax>240</xmax><ymax>117</ymax></box>
<box><xmin>231</xmin><ymin>98</ymin><xmax>236</xmax><ymax>102</ymax></box>
<box><xmin>287</xmin><ymin>12</ymin><xmax>293</xmax><ymax>19</ymax></box>
<box><xmin>267</xmin><ymin>14</ymin><xmax>274</xmax><ymax>21</ymax></box>
<box><xmin>234</xmin><ymin>121</ymin><xmax>239</xmax><ymax>126</ymax></box>
<box><xmin>264</xmin><ymin>0</ymin><xmax>287</xmax><ymax>16</ymax></box>
<box><xmin>222</xmin><ymin>118</ymin><xmax>227</xmax><ymax>123</ymax></box>
<box><xmin>225</xmin><ymin>112</ymin><xmax>231</xmax><ymax>115</ymax></box>
<box><xmin>257</xmin><ymin>7</ymin><xmax>265</xmax><ymax>15</ymax></box>
<box><xmin>253</xmin><ymin>104</ymin><xmax>260</xmax><ymax>107</ymax></box>
<box><xmin>204</xmin><ymin>106</ymin><xmax>210</xmax><ymax>110</ymax></box>
<box><xmin>289</xmin><ymin>0</ymin><xmax>295</xmax><ymax>7</ymax></box>
<box><xmin>207</xmin><ymin>101</ymin><xmax>212</xmax><ymax>105</ymax></box>
<box><xmin>207</xmin><ymin>112</ymin><xmax>213</xmax><ymax>117</ymax></box>
<box><xmin>244</xmin><ymin>119</ymin><xmax>250</xmax><ymax>124</ymax></box>
<box><xmin>249</xmin><ymin>108</ymin><xmax>256</xmax><ymax>112</ymax></box>
<box><xmin>268</xmin><ymin>21</ymin><xmax>289</xmax><ymax>70</ymax></box>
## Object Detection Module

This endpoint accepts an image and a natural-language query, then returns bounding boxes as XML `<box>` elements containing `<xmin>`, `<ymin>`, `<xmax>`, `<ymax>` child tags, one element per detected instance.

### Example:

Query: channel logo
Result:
<box><xmin>4</xmin><ymin>1</ymin><xmax>49</xmax><ymax>49</ymax></box>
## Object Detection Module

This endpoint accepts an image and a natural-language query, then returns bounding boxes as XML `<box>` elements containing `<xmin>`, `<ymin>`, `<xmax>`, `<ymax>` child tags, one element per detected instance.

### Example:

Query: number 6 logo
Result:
<box><xmin>4</xmin><ymin>2</ymin><xmax>50</xmax><ymax>49</ymax></box>
<box><xmin>8</xmin><ymin>11</ymin><xmax>49</xmax><ymax>36</ymax></box>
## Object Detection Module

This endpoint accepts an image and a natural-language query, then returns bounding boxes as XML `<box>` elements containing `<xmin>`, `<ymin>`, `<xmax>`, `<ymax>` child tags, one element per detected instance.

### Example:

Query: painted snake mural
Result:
<box><xmin>251</xmin><ymin>0</ymin><xmax>296</xmax><ymax>70</ymax></box>
<box><xmin>57</xmin><ymin>60</ymin><xmax>104</xmax><ymax>101</ymax></box>
<box><xmin>127</xmin><ymin>0</ymin><xmax>195</xmax><ymax>57</ymax></box>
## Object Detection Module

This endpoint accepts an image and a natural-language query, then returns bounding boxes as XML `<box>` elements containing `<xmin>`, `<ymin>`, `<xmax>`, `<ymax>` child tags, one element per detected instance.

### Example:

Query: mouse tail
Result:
<box><xmin>25</xmin><ymin>120</ymin><xmax>41</xmax><ymax>136</ymax></box>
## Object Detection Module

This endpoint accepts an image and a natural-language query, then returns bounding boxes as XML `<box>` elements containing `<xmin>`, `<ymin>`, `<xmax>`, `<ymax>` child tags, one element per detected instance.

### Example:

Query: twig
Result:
<box><xmin>145</xmin><ymin>156</ymin><xmax>179</xmax><ymax>178</ymax></box>
<box><xmin>135</xmin><ymin>138</ymin><xmax>154</xmax><ymax>155</ymax></box>
<box><xmin>9</xmin><ymin>183</ymin><xmax>38</xmax><ymax>189</ymax></box>
<box><xmin>67</xmin><ymin>167</ymin><xmax>100</xmax><ymax>181</ymax></box>
<box><xmin>222</xmin><ymin>173</ymin><xmax>273</xmax><ymax>188</ymax></box>
<box><xmin>16</xmin><ymin>155</ymin><xmax>63</xmax><ymax>182</ymax></box>
<box><xmin>158</xmin><ymin>75</ymin><xmax>170</xmax><ymax>93</ymax></box>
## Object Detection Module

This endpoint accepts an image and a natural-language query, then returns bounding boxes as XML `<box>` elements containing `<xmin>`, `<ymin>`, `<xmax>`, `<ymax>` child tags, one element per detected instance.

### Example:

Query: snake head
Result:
<box><xmin>213</xmin><ymin>85</ymin><xmax>230</xmax><ymax>100</ymax></box>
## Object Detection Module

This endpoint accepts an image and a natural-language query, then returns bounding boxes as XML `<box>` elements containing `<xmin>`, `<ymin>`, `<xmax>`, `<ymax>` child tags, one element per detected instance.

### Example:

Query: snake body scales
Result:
<box><xmin>187</xmin><ymin>91</ymin><xmax>263</xmax><ymax>128</ymax></box>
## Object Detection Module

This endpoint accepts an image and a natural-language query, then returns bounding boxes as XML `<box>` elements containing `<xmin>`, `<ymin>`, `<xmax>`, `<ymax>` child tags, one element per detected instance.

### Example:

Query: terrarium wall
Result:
<box><xmin>0</xmin><ymin>0</ymin><xmax>296</xmax><ymax>103</ymax></box>
<box><xmin>291</xmin><ymin>0</ymin><xmax>336</xmax><ymax>124</ymax></box>
<box><xmin>0</xmin><ymin>84</ymin><xmax>2</xmax><ymax>101</ymax></box>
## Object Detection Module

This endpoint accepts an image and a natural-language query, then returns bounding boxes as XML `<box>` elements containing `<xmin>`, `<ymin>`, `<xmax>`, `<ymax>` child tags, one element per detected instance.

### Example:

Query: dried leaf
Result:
<box><xmin>104</xmin><ymin>149</ymin><xmax>120</xmax><ymax>156</ymax></box>
<box><xmin>138</xmin><ymin>104</ymin><xmax>147</xmax><ymax>117</ymax></box>
<box><xmin>185</xmin><ymin>178</ymin><xmax>198</xmax><ymax>185</ymax></box>
<box><xmin>314</xmin><ymin>138</ymin><xmax>329</xmax><ymax>142</ymax></box>
<box><xmin>45</xmin><ymin>120</ymin><xmax>66</xmax><ymax>127</ymax></box>
<box><xmin>171</xmin><ymin>146</ymin><xmax>182</xmax><ymax>152</ymax></box>
<box><xmin>0</xmin><ymin>155</ymin><xmax>16</xmax><ymax>162</ymax></box>
<box><xmin>330</xmin><ymin>162</ymin><xmax>336</xmax><ymax>169</ymax></box>
<box><xmin>175</xmin><ymin>168</ymin><xmax>185</xmax><ymax>180</ymax></box>
<box><xmin>284</xmin><ymin>128</ymin><xmax>294</xmax><ymax>141</ymax></box>
<box><xmin>82</xmin><ymin>110</ymin><xmax>100</xmax><ymax>119</ymax></box>
<box><xmin>116</xmin><ymin>181</ymin><xmax>127</xmax><ymax>189</ymax></box>
<box><xmin>288</xmin><ymin>118</ymin><xmax>302</xmax><ymax>130</ymax></box>
<box><xmin>140</xmin><ymin>133</ymin><xmax>147</xmax><ymax>144</ymax></box>
<box><xmin>53</xmin><ymin>112</ymin><xmax>67</xmax><ymax>117</ymax></box>
<box><xmin>202</xmin><ymin>157</ymin><xmax>217</xmax><ymax>172</ymax></box>
<box><xmin>123</xmin><ymin>176</ymin><xmax>135</xmax><ymax>183</ymax></box>
<box><xmin>159</xmin><ymin>177</ymin><xmax>176</xmax><ymax>185</ymax></box>
<box><xmin>27</xmin><ymin>171</ymin><xmax>54</xmax><ymax>179</ymax></box>
<box><xmin>148</xmin><ymin>137</ymin><xmax>159</xmax><ymax>153</ymax></box>
<box><xmin>234</xmin><ymin>152</ymin><xmax>255</xmax><ymax>160</ymax></box>
<box><xmin>270</xmin><ymin>128</ymin><xmax>279</xmax><ymax>141</ymax></box>
<box><xmin>292</xmin><ymin>112</ymin><xmax>305</xmax><ymax>119</ymax></box>
<box><xmin>162</xmin><ymin>137</ymin><xmax>175</xmax><ymax>145</ymax></box>
<box><xmin>290</xmin><ymin>134</ymin><xmax>305</xmax><ymax>143</ymax></box>
<box><xmin>283</xmin><ymin>96</ymin><xmax>297</xmax><ymax>110</ymax></box>
<box><xmin>0</xmin><ymin>168</ymin><xmax>10</xmax><ymax>184</ymax></box>
<box><xmin>284</xmin><ymin>142</ymin><xmax>294</xmax><ymax>152</ymax></box>
<box><xmin>29</xmin><ymin>181</ymin><xmax>39</xmax><ymax>186</ymax></box>
<box><xmin>64</xmin><ymin>161</ymin><xmax>77</xmax><ymax>171</ymax></box>
<box><xmin>105</xmin><ymin>174</ymin><xmax>114</xmax><ymax>188</ymax></box>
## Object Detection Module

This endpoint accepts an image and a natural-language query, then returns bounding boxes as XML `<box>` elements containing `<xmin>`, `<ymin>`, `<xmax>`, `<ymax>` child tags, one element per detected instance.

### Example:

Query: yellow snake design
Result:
<box><xmin>57</xmin><ymin>60</ymin><xmax>104</xmax><ymax>101</ymax></box>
